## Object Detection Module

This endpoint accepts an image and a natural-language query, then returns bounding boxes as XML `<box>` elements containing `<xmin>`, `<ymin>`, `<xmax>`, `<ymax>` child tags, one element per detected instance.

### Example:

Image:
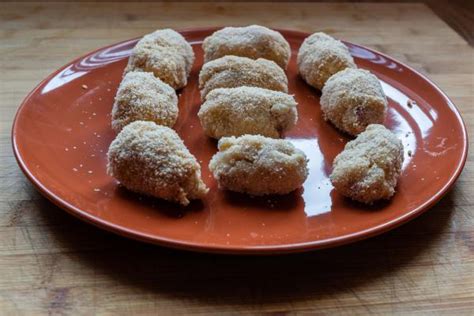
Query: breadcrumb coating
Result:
<box><xmin>107</xmin><ymin>121</ymin><xmax>209</xmax><ymax>206</ymax></box>
<box><xmin>124</xmin><ymin>29</ymin><xmax>195</xmax><ymax>89</ymax></box>
<box><xmin>111</xmin><ymin>71</ymin><xmax>178</xmax><ymax>132</ymax></box>
<box><xmin>199</xmin><ymin>55</ymin><xmax>288</xmax><ymax>100</ymax></box>
<box><xmin>209</xmin><ymin>135</ymin><xmax>309</xmax><ymax>195</ymax></box>
<box><xmin>198</xmin><ymin>87</ymin><xmax>298</xmax><ymax>139</ymax></box>
<box><xmin>202</xmin><ymin>25</ymin><xmax>291</xmax><ymax>69</ymax></box>
<box><xmin>330</xmin><ymin>124</ymin><xmax>404</xmax><ymax>204</ymax></box>
<box><xmin>320</xmin><ymin>68</ymin><xmax>387</xmax><ymax>135</ymax></box>
<box><xmin>297</xmin><ymin>32</ymin><xmax>356</xmax><ymax>90</ymax></box>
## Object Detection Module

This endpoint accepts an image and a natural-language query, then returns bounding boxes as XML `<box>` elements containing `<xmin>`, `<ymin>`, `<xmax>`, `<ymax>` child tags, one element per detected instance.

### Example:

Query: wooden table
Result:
<box><xmin>1</xmin><ymin>2</ymin><xmax>473</xmax><ymax>314</ymax></box>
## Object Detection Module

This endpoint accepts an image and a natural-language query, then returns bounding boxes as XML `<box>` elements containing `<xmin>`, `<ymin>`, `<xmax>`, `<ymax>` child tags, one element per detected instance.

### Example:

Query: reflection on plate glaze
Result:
<box><xmin>42</xmin><ymin>65</ymin><xmax>88</xmax><ymax>94</ymax></box>
<box><xmin>381</xmin><ymin>81</ymin><xmax>435</xmax><ymax>139</ymax></box>
<box><xmin>289</xmin><ymin>79</ymin><xmax>440</xmax><ymax>216</ymax></box>
<box><xmin>77</xmin><ymin>39</ymin><xmax>135</xmax><ymax>69</ymax></box>
<box><xmin>42</xmin><ymin>39</ymin><xmax>137</xmax><ymax>94</ymax></box>
<box><xmin>349</xmin><ymin>45</ymin><xmax>402</xmax><ymax>71</ymax></box>
<box><xmin>289</xmin><ymin>138</ymin><xmax>333</xmax><ymax>217</ymax></box>
<box><xmin>380</xmin><ymin>80</ymin><xmax>444</xmax><ymax>169</ymax></box>
<box><xmin>290</xmin><ymin>79</ymin><xmax>442</xmax><ymax>217</ymax></box>
<box><xmin>387</xmin><ymin>107</ymin><xmax>417</xmax><ymax>169</ymax></box>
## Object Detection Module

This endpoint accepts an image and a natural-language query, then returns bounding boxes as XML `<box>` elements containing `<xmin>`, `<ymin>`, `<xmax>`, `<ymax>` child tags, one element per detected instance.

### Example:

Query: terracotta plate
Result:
<box><xmin>12</xmin><ymin>28</ymin><xmax>468</xmax><ymax>254</ymax></box>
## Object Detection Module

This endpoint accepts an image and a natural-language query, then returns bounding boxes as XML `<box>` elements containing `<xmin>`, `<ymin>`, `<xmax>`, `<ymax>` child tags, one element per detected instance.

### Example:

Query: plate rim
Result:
<box><xmin>11</xmin><ymin>27</ymin><xmax>469</xmax><ymax>255</ymax></box>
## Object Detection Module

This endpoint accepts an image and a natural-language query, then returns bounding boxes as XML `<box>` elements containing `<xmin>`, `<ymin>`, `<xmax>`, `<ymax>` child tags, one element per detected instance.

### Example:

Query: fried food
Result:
<box><xmin>124</xmin><ymin>29</ymin><xmax>195</xmax><ymax>89</ymax></box>
<box><xmin>198</xmin><ymin>87</ymin><xmax>298</xmax><ymax>139</ymax></box>
<box><xmin>107</xmin><ymin>121</ymin><xmax>209</xmax><ymax>206</ymax></box>
<box><xmin>199</xmin><ymin>55</ymin><xmax>288</xmax><ymax>100</ymax></box>
<box><xmin>111</xmin><ymin>71</ymin><xmax>178</xmax><ymax>132</ymax></box>
<box><xmin>202</xmin><ymin>25</ymin><xmax>291</xmax><ymax>69</ymax></box>
<box><xmin>209</xmin><ymin>135</ymin><xmax>309</xmax><ymax>195</ymax></box>
<box><xmin>297</xmin><ymin>32</ymin><xmax>356</xmax><ymax>90</ymax></box>
<box><xmin>320</xmin><ymin>68</ymin><xmax>387</xmax><ymax>135</ymax></box>
<box><xmin>330</xmin><ymin>124</ymin><xmax>404</xmax><ymax>204</ymax></box>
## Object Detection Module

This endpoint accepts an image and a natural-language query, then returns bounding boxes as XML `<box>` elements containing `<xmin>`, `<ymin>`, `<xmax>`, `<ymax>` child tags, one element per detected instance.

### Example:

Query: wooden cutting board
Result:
<box><xmin>0</xmin><ymin>2</ymin><xmax>472</xmax><ymax>314</ymax></box>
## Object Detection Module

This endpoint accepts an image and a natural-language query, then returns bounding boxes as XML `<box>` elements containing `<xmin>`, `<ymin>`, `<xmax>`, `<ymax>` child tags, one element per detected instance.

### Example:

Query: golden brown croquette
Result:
<box><xmin>297</xmin><ymin>32</ymin><xmax>356</xmax><ymax>90</ymax></box>
<box><xmin>111</xmin><ymin>71</ymin><xmax>178</xmax><ymax>132</ymax></box>
<box><xmin>124</xmin><ymin>29</ymin><xmax>195</xmax><ymax>89</ymax></box>
<box><xmin>198</xmin><ymin>87</ymin><xmax>298</xmax><ymax>139</ymax></box>
<box><xmin>107</xmin><ymin>121</ymin><xmax>209</xmax><ymax>206</ymax></box>
<box><xmin>202</xmin><ymin>25</ymin><xmax>291</xmax><ymax>69</ymax></box>
<box><xmin>209</xmin><ymin>135</ymin><xmax>309</xmax><ymax>195</ymax></box>
<box><xmin>330</xmin><ymin>124</ymin><xmax>404</xmax><ymax>204</ymax></box>
<box><xmin>199</xmin><ymin>55</ymin><xmax>288</xmax><ymax>100</ymax></box>
<box><xmin>320</xmin><ymin>68</ymin><xmax>387</xmax><ymax>136</ymax></box>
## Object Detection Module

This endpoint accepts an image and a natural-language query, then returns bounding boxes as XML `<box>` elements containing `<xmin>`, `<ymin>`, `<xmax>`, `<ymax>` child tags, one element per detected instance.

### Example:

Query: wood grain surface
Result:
<box><xmin>1</xmin><ymin>2</ymin><xmax>473</xmax><ymax>315</ymax></box>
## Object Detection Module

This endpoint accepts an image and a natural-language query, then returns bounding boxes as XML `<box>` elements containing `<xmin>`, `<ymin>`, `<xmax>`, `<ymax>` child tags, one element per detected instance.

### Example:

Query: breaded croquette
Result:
<box><xmin>203</xmin><ymin>25</ymin><xmax>291</xmax><ymax>69</ymax></box>
<box><xmin>209</xmin><ymin>135</ymin><xmax>309</xmax><ymax>195</ymax></box>
<box><xmin>297</xmin><ymin>32</ymin><xmax>356</xmax><ymax>90</ymax></box>
<box><xmin>199</xmin><ymin>55</ymin><xmax>288</xmax><ymax>100</ymax></box>
<box><xmin>198</xmin><ymin>87</ymin><xmax>298</xmax><ymax>139</ymax></box>
<box><xmin>111</xmin><ymin>71</ymin><xmax>178</xmax><ymax>132</ymax></box>
<box><xmin>107</xmin><ymin>121</ymin><xmax>209</xmax><ymax>206</ymax></box>
<box><xmin>320</xmin><ymin>68</ymin><xmax>387</xmax><ymax>135</ymax></box>
<box><xmin>330</xmin><ymin>124</ymin><xmax>404</xmax><ymax>204</ymax></box>
<box><xmin>124</xmin><ymin>29</ymin><xmax>195</xmax><ymax>89</ymax></box>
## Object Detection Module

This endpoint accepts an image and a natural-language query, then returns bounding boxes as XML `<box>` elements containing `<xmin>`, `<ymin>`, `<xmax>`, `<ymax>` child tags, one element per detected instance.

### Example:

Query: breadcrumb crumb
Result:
<box><xmin>107</xmin><ymin>121</ymin><xmax>209</xmax><ymax>206</ymax></box>
<box><xmin>203</xmin><ymin>25</ymin><xmax>291</xmax><ymax>69</ymax></box>
<box><xmin>198</xmin><ymin>86</ymin><xmax>298</xmax><ymax>139</ymax></box>
<box><xmin>199</xmin><ymin>55</ymin><xmax>288</xmax><ymax>100</ymax></box>
<box><xmin>321</xmin><ymin>68</ymin><xmax>387</xmax><ymax>135</ymax></box>
<box><xmin>330</xmin><ymin>124</ymin><xmax>404</xmax><ymax>204</ymax></box>
<box><xmin>111</xmin><ymin>71</ymin><xmax>178</xmax><ymax>132</ymax></box>
<box><xmin>209</xmin><ymin>135</ymin><xmax>309</xmax><ymax>195</ymax></box>
<box><xmin>297</xmin><ymin>32</ymin><xmax>356</xmax><ymax>90</ymax></box>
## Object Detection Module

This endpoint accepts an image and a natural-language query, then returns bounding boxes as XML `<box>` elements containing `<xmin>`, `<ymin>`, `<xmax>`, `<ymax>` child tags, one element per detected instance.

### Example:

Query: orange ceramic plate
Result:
<box><xmin>12</xmin><ymin>28</ymin><xmax>468</xmax><ymax>254</ymax></box>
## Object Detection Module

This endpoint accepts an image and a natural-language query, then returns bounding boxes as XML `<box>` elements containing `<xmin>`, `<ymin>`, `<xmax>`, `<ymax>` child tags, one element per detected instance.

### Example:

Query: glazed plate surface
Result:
<box><xmin>12</xmin><ymin>28</ymin><xmax>468</xmax><ymax>254</ymax></box>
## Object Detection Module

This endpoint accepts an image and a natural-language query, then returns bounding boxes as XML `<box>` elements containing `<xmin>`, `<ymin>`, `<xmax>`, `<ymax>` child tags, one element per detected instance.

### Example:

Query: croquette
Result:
<box><xmin>199</xmin><ymin>55</ymin><xmax>288</xmax><ymax>100</ymax></box>
<box><xmin>297</xmin><ymin>32</ymin><xmax>356</xmax><ymax>90</ymax></box>
<box><xmin>320</xmin><ymin>68</ymin><xmax>387</xmax><ymax>135</ymax></box>
<box><xmin>202</xmin><ymin>25</ymin><xmax>291</xmax><ymax>69</ymax></box>
<box><xmin>198</xmin><ymin>87</ymin><xmax>298</xmax><ymax>139</ymax></box>
<box><xmin>330</xmin><ymin>124</ymin><xmax>404</xmax><ymax>204</ymax></box>
<box><xmin>209</xmin><ymin>135</ymin><xmax>309</xmax><ymax>195</ymax></box>
<box><xmin>111</xmin><ymin>71</ymin><xmax>178</xmax><ymax>132</ymax></box>
<box><xmin>124</xmin><ymin>29</ymin><xmax>195</xmax><ymax>89</ymax></box>
<box><xmin>107</xmin><ymin>121</ymin><xmax>209</xmax><ymax>206</ymax></box>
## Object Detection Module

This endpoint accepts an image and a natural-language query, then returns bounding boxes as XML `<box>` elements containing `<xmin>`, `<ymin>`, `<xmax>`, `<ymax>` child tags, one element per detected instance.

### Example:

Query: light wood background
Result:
<box><xmin>1</xmin><ymin>2</ymin><xmax>473</xmax><ymax>314</ymax></box>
